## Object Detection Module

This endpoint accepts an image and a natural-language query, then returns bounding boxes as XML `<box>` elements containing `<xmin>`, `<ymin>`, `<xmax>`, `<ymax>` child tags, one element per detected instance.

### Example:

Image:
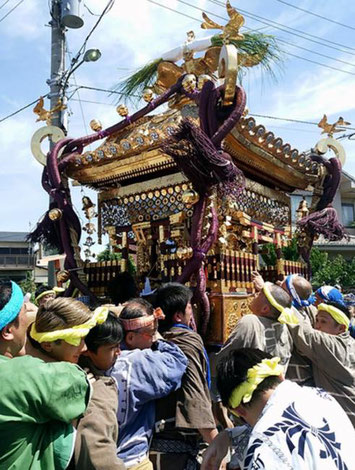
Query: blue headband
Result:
<box><xmin>316</xmin><ymin>286</ymin><xmax>345</xmax><ymax>307</ymax></box>
<box><xmin>285</xmin><ymin>275</ymin><xmax>311</xmax><ymax>309</ymax></box>
<box><xmin>0</xmin><ymin>281</ymin><xmax>24</xmax><ymax>330</ymax></box>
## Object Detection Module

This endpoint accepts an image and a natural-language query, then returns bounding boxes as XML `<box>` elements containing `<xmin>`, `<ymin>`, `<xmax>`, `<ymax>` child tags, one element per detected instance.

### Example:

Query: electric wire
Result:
<box><xmin>208</xmin><ymin>0</ymin><xmax>355</xmax><ymax>53</ymax></box>
<box><xmin>0</xmin><ymin>0</ymin><xmax>24</xmax><ymax>23</ymax></box>
<box><xmin>175</xmin><ymin>0</ymin><xmax>355</xmax><ymax>69</ymax></box>
<box><xmin>274</xmin><ymin>0</ymin><xmax>355</xmax><ymax>32</ymax></box>
<box><xmin>0</xmin><ymin>94</ymin><xmax>49</xmax><ymax>124</ymax></box>
<box><xmin>0</xmin><ymin>0</ymin><xmax>12</xmax><ymax>11</ymax></box>
<box><xmin>147</xmin><ymin>0</ymin><xmax>355</xmax><ymax>77</ymax></box>
<box><xmin>65</xmin><ymin>41</ymin><xmax>90</xmax><ymax>141</ymax></box>
<box><xmin>75</xmin><ymin>0</ymin><xmax>115</xmax><ymax>59</ymax></box>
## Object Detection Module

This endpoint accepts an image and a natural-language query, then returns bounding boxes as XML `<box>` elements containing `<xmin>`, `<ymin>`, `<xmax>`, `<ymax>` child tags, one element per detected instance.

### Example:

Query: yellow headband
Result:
<box><xmin>35</xmin><ymin>287</ymin><xmax>65</xmax><ymax>303</ymax></box>
<box><xmin>30</xmin><ymin>306</ymin><xmax>109</xmax><ymax>346</ymax></box>
<box><xmin>229</xmin><ymin>357</ymin><xmax>284</xmax><ymax>409</ymax></box>
<box><xmin>318</xmin><ymin>303</ymin><xmax>350</xmax><ymax>329</ymax></box>
<box><xmin>263</xmin><ymin>285</ymin><xmax>299</xmax><ymax>326</ymax></box>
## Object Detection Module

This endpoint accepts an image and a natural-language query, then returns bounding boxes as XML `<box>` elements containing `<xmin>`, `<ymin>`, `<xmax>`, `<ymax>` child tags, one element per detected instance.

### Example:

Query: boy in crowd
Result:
<box><xmin>109</xmin><ymin>298</ymin><xmax>188</xmax><ymax>470</ymax></box>
<box><xmin>34</xmin><ymin>284</ymin><xmax>64</xmax><ymax>306</ymax></box>
<box><xmin>202</xmin><ymin>348</ymin><xmax>354</xmax><ymax>470</ymax></box>
<box><xmin>150</xmin><ymin>283</ymin><xmax>217</xmax><ymax>470</ymax></box>
<box><xmin>0</xmin><ymin>280</ymin><xmax>91</xmax><ymax>470</ymax></box>
<box><xmin>288</xmin><ymin>300</ymin><xmax>355</xmax><ymax>426</ymax></box>
<box><xmin>75</xmin><ymin>311</ymin><xmax>126</xmax><ymax>470</ymax></box>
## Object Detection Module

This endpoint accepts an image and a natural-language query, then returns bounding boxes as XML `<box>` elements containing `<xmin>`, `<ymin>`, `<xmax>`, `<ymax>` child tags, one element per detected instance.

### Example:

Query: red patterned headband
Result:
<box><xmin>120</xmin><ymin>307</ymin><xmax>165</xmax><ymax>331</ymax></box>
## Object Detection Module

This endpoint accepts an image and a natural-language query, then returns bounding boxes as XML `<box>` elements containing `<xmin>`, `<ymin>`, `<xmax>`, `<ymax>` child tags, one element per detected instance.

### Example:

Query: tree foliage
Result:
<box><xmin>310</xmin><ymin>248</ymin><xmax>355</xmax><ymax>288</ymax></box>
<box><xmin>96</xmin><ymin>246</ymin><xmax>136</xmax><ymax>276</ymax></box>
<box><xmin>18</xmin><ymin>271</ymin><xmax>36</xmax><ymax>301</ymax></box>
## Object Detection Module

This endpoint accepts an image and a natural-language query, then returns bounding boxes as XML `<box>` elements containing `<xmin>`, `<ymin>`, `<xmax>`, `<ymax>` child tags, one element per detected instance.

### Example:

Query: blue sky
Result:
<box><xmin>1</xmin><ymin>0</ymin><xmax>355</xmax><ymax>253</ymax></box>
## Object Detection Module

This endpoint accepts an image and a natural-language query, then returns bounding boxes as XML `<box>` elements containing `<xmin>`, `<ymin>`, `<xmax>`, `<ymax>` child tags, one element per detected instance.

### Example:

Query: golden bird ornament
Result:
<box><xmin>318</xmin><ymin>114</ymin><xmax>351</xmax><ymax>137</ymax></box>
<box><xmin>201</xmin><ymin>0</ymin><xmax>245</xmax><ymax>42</ymax></box>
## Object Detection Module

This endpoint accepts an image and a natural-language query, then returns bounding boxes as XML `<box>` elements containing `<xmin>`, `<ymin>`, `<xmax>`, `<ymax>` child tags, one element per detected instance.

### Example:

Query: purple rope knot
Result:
<box><xmin>194</xmin><ymin>248</ymin><xmax>207</xmax><ymax>260</ymax></box>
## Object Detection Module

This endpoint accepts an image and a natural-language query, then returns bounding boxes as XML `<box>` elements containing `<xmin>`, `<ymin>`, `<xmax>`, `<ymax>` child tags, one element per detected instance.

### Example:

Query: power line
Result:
<box><xmin>0</xmin><ymin>0</ymin><xmax>12</xmax><ymax>11</ymax></box>
<box><xmin>277</xmin><ymin>37</ymin><xmax>355</xmax><ymax>69</ymax></box>
<box><xmin>71</xmin><ymin>98</ymin><xmax>114</xmax><ymax>106</ymax></box>
<box><xmin>68</xmin><ymin>84</ymin><xmax>141</xmax><ymax>98</ymax></box>
<box><xmin>274</xmin><ymin>0</ymin><xmax>355</xmax><ymax>32</ymax></box>
<box><xmin>175</xmin><ymin>0</ymin><xmax>355</xmax><ymax>70</ymax></box>
<box><xmin>0</xmin><ymin>0</ymin><xmax>24</xmax><ymax>23</ymax></box>
<box><xmin>208</xmin><ymin>0</ymin><xmax>355</xmax><ymax>55</ymax></box>
<box><xmin>249</xmin><ymin>113</ymin><xmax>355</xmax><ymax>131</ymax></box>
<box><xmin>75</xmin><ymin>0</ymin><xmax>115</xmax><ymax>59</ymax></box>
<box><xmin>147</xmin><ymin>0</ymin><xmax>355</xmax><ymax>77</ymax></box>
<box><xmin>0</xmin><ymin>94</ymin><xmax>49</xmax><ymax>124</ymax></box>
<box><xmin>65</xmin><ymin>42</ymin><xmax>90</xmax><ymax>141</ymax></box>
<box><xmin>69</xmin><ymin>85</ymin><xmax>355</xmax><ymax>132</ymax></box>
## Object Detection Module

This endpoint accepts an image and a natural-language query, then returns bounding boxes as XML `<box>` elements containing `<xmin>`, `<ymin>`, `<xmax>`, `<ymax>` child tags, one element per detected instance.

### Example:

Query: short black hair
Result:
<box><xmin>107</xmin><ymin>272</ymin><xmax>138</xmax><ymax>305</ymax></box>
<box><xmin>35</xmin><ymin>284</ymin><xmax>51</xmax><ymax>299</ymax></box>
<box><xmin>154</xmin><ymin>282</ymin><xmax>193</xmax><ymax>331</ymax></box>
<box><xmin>119</xmin><ymin>298</ymin><xmax>154</xmax><ymax>337</ymax></box>
<box><xmin>85</xmin><ymin>312</ymin><xmax>124</xmax><ymax>353</ymax></box>
<box><xmin>0</xmin><ymin>280</ymin><xmax>19</xmax><ymax>329</ymax></box>
<box><xmin>217</xmin><ymin>348</ymin><xmax>282</xmax><ymax>408</ymax></box>
<box><xmin>323</xmin><ymin>301</ymin><xmax>351</xmax><ymax>320</ymax></box>
<box><xmin>120</xmin><ymin>298</ymin><xmax>154</xmax><ymax>320</ymax></box>
<box><xmin>0</xmin><ymin>280</ymin><xmax>12</xmax><ymax>310</ymax></box>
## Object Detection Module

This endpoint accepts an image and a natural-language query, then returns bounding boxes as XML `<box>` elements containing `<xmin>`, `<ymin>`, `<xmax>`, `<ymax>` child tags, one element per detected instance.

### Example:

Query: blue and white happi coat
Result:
<box><xmin>229</xmin><ymin>380</ymin><xmax>354</xmax><ymax>470</ymax></box>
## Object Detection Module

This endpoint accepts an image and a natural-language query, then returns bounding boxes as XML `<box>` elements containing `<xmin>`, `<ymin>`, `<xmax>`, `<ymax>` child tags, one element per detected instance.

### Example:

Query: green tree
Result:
<box><xmin>18</xmin><ymin>271</ymin><xmax>36</xmax><ymax>301</ymax></box>
<box><xmin>310</xmin><ymin>248</ymin><xmax>355</xmax><ymax>288</ymax></box>
<box><xmin>96</xmin><ymin>245</ymin><xmax>136</xmax><ymax>275</ymax></box>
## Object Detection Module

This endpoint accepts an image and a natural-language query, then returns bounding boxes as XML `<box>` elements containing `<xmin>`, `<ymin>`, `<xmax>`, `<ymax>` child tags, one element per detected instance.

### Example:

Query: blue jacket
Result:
<box><xmin>108</xmin><ymin>340</ymin><xmax>188</xmax><ymax>467</ymax></box>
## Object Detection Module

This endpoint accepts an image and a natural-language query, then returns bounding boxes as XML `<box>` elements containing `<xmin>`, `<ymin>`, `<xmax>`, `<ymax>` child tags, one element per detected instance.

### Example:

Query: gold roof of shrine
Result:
<box><xmin>67</xmin><ymin>105</ymin><xmax>320</xmax><ymax>193</ymax></box>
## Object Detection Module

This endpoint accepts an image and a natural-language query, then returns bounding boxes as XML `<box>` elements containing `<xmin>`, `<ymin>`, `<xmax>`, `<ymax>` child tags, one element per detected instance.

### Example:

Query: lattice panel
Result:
<box><xmin>230</xmin><ymin>187</ymin><xmax>290</xmax><ymax>227</ymax></box>
<box><xmin>100</xmin><ymin>182</ymin><xmax>192</xmax><ymax>230</ymax></box>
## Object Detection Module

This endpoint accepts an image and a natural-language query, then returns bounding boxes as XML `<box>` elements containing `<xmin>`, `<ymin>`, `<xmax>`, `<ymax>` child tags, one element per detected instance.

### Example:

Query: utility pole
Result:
<box><xmin>48</xmin><ymin>0</ymin><xmax>67</xmax><ymax>135</ymax></box>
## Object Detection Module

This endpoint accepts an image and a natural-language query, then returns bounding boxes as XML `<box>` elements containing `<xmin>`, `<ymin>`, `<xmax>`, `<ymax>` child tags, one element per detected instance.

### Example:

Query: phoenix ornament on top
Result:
<box><xmin>201</xmin><ymin>0</ymin><xmax>245</xmax><ymax>42</ymax></box>
<box><xmin>33</xmin><ymin>96</ymin><xmax>67</xmax><ymax>126</ymax></box>
<box><xmin>318</xmin><ymin>114</ymin><xmax>351</xmax><ymax>137</ymax></box>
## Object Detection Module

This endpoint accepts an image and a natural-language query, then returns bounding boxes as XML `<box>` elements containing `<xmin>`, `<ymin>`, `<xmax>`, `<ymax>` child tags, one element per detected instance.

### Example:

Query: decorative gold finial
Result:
<box><xmin>182</xmin><ymin>74</ymin><xmax>197</xmax><ymax>93</ymax></box>
<box><xmin>48</xmin><ymin>208</ymin><xmax>63</xmax><ymax>221</ymax></box>
<box><xmin>142</xmin><ymin>88</ymin><xmax>154</xmax><ymax>103</ymax></box>
<box><xmin>317</xmin><ymin>114</ymin><xmax>351</xmax><ymax>137</ymax></box>
<box><xmin>89</xmin><ymin>119</ymin><xmax>103</xmax><ymax>132</ymax></box>
<box><xmin>197</xmin><ymin>74</ymin><xmax>212</xmax><ymax>90</ymax></box>
<box><xmin>296</xmin><ymin>199</ymin><xmax>309</xmax><ymax>221</ymax></box>
<box><xmin>182</xmin><ymin>189</ymin><xmax>199</xmax><ymax>208</ymax></box>
<box><xmin>116</xmin><ymin>104</ymin><xmax>129</xmax><ymax>117</ymax></box>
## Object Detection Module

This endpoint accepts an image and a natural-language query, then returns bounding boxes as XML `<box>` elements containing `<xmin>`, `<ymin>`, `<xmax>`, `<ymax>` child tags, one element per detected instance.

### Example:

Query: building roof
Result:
<box><xmin>0</xmin><ymin>232</ymin><xmax>29</xmax><ymax>243</ymax></box>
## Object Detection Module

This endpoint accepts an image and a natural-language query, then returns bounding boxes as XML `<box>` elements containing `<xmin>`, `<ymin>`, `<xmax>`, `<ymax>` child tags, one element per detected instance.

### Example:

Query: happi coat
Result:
<box><xmin>288</xmin><ymin>320</ymin><xmax>355</xmax><ymax>426</ymax></box>
<box><xmin>0</xmin><ymin>355</ymin><xmax>90</xmax><ymax>470</ymax></box>
<box><xmin>229</xmin><ymin>380</ymin><xmax>354</xmax><ymax>470</ymax></box>
<box><xmin>108</xmin><ymin>339</ymin><xmax>188</xmax><ymax>468</ymax></box>
<box><xmin>216</xmin><ymin>314</ymin><xmax>293</xmax><ymax>372</ymax></box>
<box><xmin>150</xmin><ymin>327</ymin><xmax>215</xmax><ymax>470</ymax></box>
<box><xmin>285</xmin><ymin>305</ymin><xmax>317</xmax><ymax>386</ymax></box>
<box><xmin>75</xmin><ymin>356</ymin><xmax>125</xmax><ymax>470</ymax></box>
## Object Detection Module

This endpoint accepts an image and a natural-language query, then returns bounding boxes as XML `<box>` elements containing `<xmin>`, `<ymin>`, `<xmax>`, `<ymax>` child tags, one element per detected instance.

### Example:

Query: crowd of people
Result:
<box><xmin>0</xmin><ymin>273</ymin><xmax>354</xmax><ymax>470</ymax></box>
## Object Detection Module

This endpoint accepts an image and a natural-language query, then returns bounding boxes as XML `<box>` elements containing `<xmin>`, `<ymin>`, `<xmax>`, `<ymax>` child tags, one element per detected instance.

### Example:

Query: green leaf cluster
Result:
<box><xmin>111</xmin><ymin>58</ymin><xmax>162</xmax><ymax>103</ymax></box>
<box><xmin>211</xmin><ymin>31</ymin><xmax>283</xmax><ymax>79</ymax></box>
<box><xmin>18</xmin><ymin>271</ymin><xmax>36</xmax><ymax>301</ymax></box>
<box><xmin>310</xmin><ymin>249</ymin><xmax>355</xmax><ymax>289</ymax></box>
<box><xmin>96</xmin><ymin>246</ymin><xmax>136</xmax><ymax>276</ymax></box>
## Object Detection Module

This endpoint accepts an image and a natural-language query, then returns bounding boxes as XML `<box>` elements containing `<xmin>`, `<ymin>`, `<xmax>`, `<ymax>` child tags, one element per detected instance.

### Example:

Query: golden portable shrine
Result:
<box><xmin>30</xmin><ymin>2</ymin><xmax>347</xmax><ymax>345</ymax></box>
